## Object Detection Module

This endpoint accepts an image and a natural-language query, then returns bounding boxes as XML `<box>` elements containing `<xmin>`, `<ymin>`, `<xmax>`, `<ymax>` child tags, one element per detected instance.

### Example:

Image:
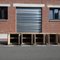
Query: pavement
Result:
<box><xmin>0</xmin><ymin>45</ymin><xmax>60</xmax><ymax>60</ymax></box>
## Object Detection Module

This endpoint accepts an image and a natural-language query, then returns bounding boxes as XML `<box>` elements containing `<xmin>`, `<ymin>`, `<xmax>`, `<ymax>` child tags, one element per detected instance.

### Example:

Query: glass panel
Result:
<box><xmin>59</xmin><ymin>10</ymin><xmax>60</xmax><ymax>19</ymax></box>
<box><xmin>54</xmin><ymin>9</ymin><xmax>59</xmax><ymax>19</ymax></box>
<box><xmin>0</xmin><ymin>7</ymin><xmax>8</xmax><ymax>19</ymax></box>
<box><xmin>0</xmin><ymin>8</ymin><xmax>2</xmax><ymax>19</ymax></box>
<box><xmin>49</xmin><ymin>10</ymin><xmax>53</xmax><ymax>19</ymax></box>
<box><xmin>54</xmin><ymin>9</ymin><xmax>58</xmax><ymax>13</ymax></box>
<box><xmin>1</xmin><ymin>10</ymin><xmax>4</xmax><ymax>18</ymax></box>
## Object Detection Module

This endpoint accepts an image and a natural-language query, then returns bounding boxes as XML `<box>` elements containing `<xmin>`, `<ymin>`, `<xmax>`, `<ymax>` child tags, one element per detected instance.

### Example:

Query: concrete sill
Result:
<box><xmin>49</xmin><ymin>20</ymin><xmax>60</xmax><ymax>22</ymax></box>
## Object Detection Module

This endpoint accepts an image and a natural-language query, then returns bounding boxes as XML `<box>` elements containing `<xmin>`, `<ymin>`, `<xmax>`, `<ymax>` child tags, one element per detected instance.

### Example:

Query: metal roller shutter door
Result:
<box><xmin>16</xmin><ymin>7</ymin><xmax>42</xmax><ymax>32</ymax></box>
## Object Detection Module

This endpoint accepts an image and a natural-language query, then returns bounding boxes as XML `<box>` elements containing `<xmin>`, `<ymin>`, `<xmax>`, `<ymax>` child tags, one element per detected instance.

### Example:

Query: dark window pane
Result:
<box><xmin>59</xmin><ymin>10</ymin><xmax>60</xmax><ymax>19</ymax></box>
<box><xmin>0</xmin><ymin>7</ymin><xmax>8</xmax><ymax>19</ymax></box>
<box><xmin>1</xmin><ymin>10</ymin><xmax>5</xmax><ymax>18</ymax></box>
<box><xmin>54</xmin><ymin>9</ymin><xmax>59</xmax><ymax>19</ymax></box>
<box><xmin>0</xmin><ymin>8</ymin><xmax>2</xmax><ymax>19</ymax></box>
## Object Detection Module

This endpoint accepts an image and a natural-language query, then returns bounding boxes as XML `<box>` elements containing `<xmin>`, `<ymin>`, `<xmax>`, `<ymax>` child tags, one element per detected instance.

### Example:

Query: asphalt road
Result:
<box><xmin>0</xmin><ymin>45</ymin><xmax>60</xmax><ymax>60</ymax></box>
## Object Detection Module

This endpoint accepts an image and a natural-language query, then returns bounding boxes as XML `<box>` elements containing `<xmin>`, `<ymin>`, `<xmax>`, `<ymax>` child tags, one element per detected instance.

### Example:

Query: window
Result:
<box><xmin>49</xmin><ymin>8</ymin><xmax>60</xmax><ymax>20</ymax></box>
<box><xmin>0</xmin><ymin>7</ymin><xmax>8</xmax><ymax>19</ymax></box>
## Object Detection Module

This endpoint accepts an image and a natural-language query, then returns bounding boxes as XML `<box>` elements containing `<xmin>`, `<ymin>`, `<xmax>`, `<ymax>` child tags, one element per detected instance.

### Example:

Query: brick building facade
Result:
<box><xmin>0</xmin><ymin>0</ymin><xmax>60</xmax><ymax>33</ymax></box>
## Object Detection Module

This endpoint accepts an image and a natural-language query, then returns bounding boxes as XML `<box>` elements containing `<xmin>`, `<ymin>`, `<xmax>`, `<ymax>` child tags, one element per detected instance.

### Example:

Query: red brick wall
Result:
<box><xmin>42</xmin><ymin>0</ymin><xmax>60</xmax><ymax>33</ymax></box>
<box><xmin>0</xmin><ymin>0</ymin><xmax>60</xmax><ymax>33</ymax></box>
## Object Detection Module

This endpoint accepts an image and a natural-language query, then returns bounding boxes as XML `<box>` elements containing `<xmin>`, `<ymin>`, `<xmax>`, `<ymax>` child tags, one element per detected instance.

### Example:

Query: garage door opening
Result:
<box><xmin>16</xmin><ymin>7</ymin><xmax>42</xmax><ymax>33</ymax></box>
